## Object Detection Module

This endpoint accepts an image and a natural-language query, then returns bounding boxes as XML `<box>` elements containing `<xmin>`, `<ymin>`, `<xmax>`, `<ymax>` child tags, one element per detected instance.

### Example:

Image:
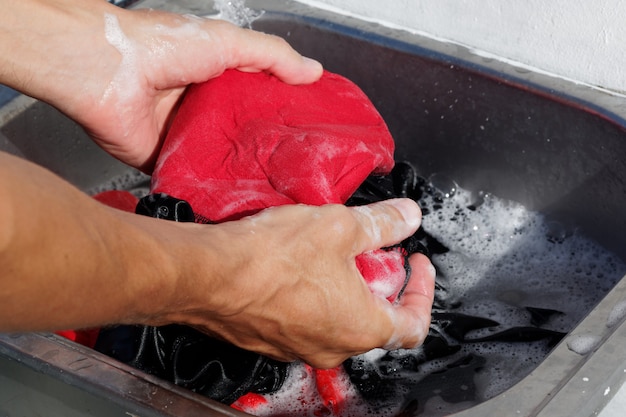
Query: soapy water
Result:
<box><xmin>212</xmin><ymin>0</ymin><xmax>263</xmax><ymax>27</ymax></box>
<box><xmin>93</xmin><ymin>165</ymin><xmax>626</xmax><ymax>416</ymax></box>
<box><xmin>233</xmin><ymin>166</ymin><xmax>626</xmax><ymax>417</ymax></box>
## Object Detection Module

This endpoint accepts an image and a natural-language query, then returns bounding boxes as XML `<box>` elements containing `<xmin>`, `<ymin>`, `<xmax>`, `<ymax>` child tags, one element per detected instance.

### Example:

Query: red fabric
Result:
<box><xmin>314</xmin><ymin>367</ymin><xmax>349</xmax><ymax>415</ymax></box>
<box><xmin>55</xmin><ymin>328</ymin><xmax>100</xmax><ymax>349</ymax></box>
<box><xmin>152</xmin><ymin>69</ymin><xmax>394</xmax><ymax>222</ymax></box>
<box><xmin>93</xmin><ymin>189</ymin><xmax>140</xmax><ymax>212</ymax></box>
<box><xmin>71</xmin><ymin>70</ymin><xmax>406</xmax><ymax>414</ymax></box>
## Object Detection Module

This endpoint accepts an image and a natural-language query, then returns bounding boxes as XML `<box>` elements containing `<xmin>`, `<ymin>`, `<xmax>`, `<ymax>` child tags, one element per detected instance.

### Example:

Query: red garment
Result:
<box><xmin>93</xmin><ymin>189</ymin><xmax>140</xmax><ymax>212</ymax></box>
<box><xmin>152</xmin><ymin>67</ymin><xmax>408</xmax><ymax>296</ymax></box>
<box><xmin>152</xmin><ymin>69</ymin><xmax>395</xmax><ymax>222</ymax></box>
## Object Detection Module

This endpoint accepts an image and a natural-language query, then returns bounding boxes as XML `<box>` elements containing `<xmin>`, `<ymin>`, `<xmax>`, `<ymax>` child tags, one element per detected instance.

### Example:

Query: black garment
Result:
<box><xmin>95</xmin><ymin>194</ymin><xmax>288</xmax><ymax>405</ymax></box>
<box><xmin>96</xmin><ymin>167</ymin><xmax>567</xmax><ymax>413</ymax></box>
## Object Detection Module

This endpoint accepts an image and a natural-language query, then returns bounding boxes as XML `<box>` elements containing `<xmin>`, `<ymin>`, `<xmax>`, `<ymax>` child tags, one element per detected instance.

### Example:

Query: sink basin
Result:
<box><xmin>2</xmin><ymin>0</ymin><xmax>626</xmax><ymax>416</ymax></box>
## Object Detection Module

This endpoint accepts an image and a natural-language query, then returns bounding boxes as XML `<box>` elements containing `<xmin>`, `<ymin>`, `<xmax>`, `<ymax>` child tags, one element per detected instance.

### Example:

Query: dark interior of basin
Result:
<box><xmin>249</xmin><ymin>14</ymin><xmax>626</xmax><ymax>416</ymax></box>
<box><xmin>252</xmin><ymin>16</ymin><xmax>626</xmax><ymax>259</ymax></box>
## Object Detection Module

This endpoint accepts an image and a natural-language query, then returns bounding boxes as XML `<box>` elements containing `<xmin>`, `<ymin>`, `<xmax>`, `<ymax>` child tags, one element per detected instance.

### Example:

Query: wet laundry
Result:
<box><xmin>94</xmin><ymin>69</ymin><xmax>413</xmax><ymax>410</ymax></box>
<box><xmin>72</xmin><ymin>69</ymin><xmax>578</xmax><ymax>416</ymax></box>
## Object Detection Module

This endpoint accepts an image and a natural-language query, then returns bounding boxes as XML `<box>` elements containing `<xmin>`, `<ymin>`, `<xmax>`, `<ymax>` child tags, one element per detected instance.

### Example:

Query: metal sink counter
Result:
<box><xmin>2</xmin><ymin>0</ymin><xmax>626</xmax><ymax>416</ymax></box>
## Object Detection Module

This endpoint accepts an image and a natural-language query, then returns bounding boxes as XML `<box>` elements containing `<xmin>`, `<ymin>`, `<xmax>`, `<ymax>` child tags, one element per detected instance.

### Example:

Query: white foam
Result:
<box><xmin>244</xmin><ymin>183</ymin><xmax>626</xmax><ymax>416</ymax></box>
<box><xmin>567</xmin><ymin>333</ymin><xmax>601</xmax><ymax>355</ymax></box>
<box><xmin>212</xmin><ymin>0</ymin><xmax>263</xmax><ymax>27</ymax></box>
<box><xmin>607</xmin><ymin>300</ymin><xmax>626</xmax><ymax>328</ymax></box>
<box><xmin>237</xmin><ymin>362</ymin><xmax>381</xmax><ymax>417</ymax></box>
<box><xmin>102</xmin><ymin>13</ymin><xmax>140</xmax><ymax>108</ymax></box>
<box><xmin>420</xmin><ymin>186</ymin><xmax>624</xmax><ymax>322</ymax></box>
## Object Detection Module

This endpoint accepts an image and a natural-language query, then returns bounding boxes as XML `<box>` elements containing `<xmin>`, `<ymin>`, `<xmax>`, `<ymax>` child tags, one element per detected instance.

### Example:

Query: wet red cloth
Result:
<box><xmin>152</xmin><ymin>68</ymin><xmax>409</xmax><ymax>296</ymax></box>
<box><xmin>152</xmin><ymin>69</ymin><xmax>395</xmax><ymax>222</ymax></box>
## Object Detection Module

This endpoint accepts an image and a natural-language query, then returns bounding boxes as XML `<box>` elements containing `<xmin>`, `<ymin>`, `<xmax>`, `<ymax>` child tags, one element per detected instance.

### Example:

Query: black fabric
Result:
<box><xmin>96</xmin><ymin>166</ymin><xmax>567</xmax><ymax>412</ymax></box>
<box><xmin>343</xmin><ymin>162</ymin><xmax>566</xmax><ymax>414</ymax></box>
<box><xmin>96</xmin><ymin>324</ymin><xmax>286</xmax><ymax>404</ymax></box>
<box><xmin>96</xmin><ymin>194</ymin><xmax>288</xmax><ymax>405</ymax></box>
<box><xmin>135</xmin><ymin>193</ymin><xmax>196</xmax><ymax>222</ymax></box>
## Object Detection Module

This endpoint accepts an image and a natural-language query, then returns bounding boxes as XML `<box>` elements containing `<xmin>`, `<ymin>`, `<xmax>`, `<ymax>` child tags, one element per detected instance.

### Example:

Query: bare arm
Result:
<box><xmin>0</xmin><ymin>0</ymin><xmax>435</xmax><ymax>369</ymax></box>
<box><xmin>0</xmin><ymin>151</ymin><xmax>434</xmax><ymax>368</ymax></box>
<box><xmin>0</xmin><ymin>0</ymin><xmax>323</xmax><ymax>171</ymax></box>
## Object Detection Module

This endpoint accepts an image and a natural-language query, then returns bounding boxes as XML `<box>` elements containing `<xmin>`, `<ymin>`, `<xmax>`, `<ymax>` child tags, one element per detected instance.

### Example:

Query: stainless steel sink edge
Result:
<box><xmin>0</xmin><ymin>332</ymin><xmax>247</xmax><ymax>417</ymax></box>
<box><xmin>0</xmin><ymin>1</ymin><xmax>625</xmax><ymax>416</ymax></box>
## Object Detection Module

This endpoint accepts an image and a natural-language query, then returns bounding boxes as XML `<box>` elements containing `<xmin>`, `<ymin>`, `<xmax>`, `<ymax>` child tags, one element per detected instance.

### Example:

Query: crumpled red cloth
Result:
<box><xmin>151</xmin><ymin>69</ymin><xmax>394</xmax><ymax>222</ymax></box>
<box><xmin>150</xmin><ymin>69</ymin><xmax>409</xmax><ymax>415</ymax></box>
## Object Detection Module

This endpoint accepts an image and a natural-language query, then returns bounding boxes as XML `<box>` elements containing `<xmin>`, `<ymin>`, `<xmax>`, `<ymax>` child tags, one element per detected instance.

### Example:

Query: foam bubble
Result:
<box><xmin>420</xmin><ymin>187</ymin><xmax>625</xmax><ymax>323</ymax></box>
<box><xmin>102</xmin><ymin>13</ymin><xmax>140</xmax><ymax>107</ymax></box>
<box><xmin>212</xmin><ymin>0</ymin><xmax>263</xmax><ymax>27</ymax></box>
<box><xmin>567</xmin><ymin>333</ymin><xmax>602</xmax><ymax>355</ymax></box>
<box><xmin>607</xmin><ymin>300</ymin><xmax>626</xmax><ymax>328</ymax></box>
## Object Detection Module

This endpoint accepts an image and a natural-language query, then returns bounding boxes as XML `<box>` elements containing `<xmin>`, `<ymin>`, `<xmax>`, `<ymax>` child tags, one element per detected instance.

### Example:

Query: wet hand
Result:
<box><xmin>1</xmin><ymin>0</ymin><xmax>322</xmax><ymax>172</ymax></box>
<box><xmin>164</xmin><ymin>199</ymin><xmax>436</xmax><ymax>369</ymax></box>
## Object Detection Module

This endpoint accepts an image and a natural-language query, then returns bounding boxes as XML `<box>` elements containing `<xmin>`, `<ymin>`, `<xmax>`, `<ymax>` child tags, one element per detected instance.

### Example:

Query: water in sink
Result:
<box><xmin>234</xmin><ymin>164</ymin><xmax>626</xmax><ymax>417</ymax></box>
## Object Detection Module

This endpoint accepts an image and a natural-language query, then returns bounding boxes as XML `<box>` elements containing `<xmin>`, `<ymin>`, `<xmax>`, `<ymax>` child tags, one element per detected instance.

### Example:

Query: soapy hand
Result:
<box><xmin>160</xmin><ymin>199</ymin><xmax>436</xmax><ymax>369</ymax></box>
<box><xmin>0</xmin><ymin>0</ymin><xmax>433</xmax><ymax>370</ymax></box>
<box><xmin>1</xmin><ymin>0</ymin><xmax>322</xmax><ymax>172</ymax></box>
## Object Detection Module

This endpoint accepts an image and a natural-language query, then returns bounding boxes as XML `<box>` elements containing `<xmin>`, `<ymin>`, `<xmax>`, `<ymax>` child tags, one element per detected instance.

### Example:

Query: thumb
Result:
<box><xmin>350</xmin><ymin>198</ymin><xmax>422</xmax><ymax>254</ymax></box>
<box><xmin>381</xmin><ymin>253</ymin><xmax>436</xmax><ymax>350</ymax></box>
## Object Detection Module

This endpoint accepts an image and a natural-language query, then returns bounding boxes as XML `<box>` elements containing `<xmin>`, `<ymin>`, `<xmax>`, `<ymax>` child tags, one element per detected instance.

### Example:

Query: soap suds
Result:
<box><xmin>103</xmin><ymin>12</ymin><xmax>139</xmax><ymax>107</ymax></box>
<box><xmin>607</xmin><ymin>300</ymin><xmax>626</xmax><ymax>328</ymax></box>
<box><xmin>567</xmin><ymin>333</ymin><xmax>601</xmax><ymax>355</ymax></box>
<box><xmin>212</xmin><ymin>0</ymin><xmax>263</xmax><ymax>27</ymax></box>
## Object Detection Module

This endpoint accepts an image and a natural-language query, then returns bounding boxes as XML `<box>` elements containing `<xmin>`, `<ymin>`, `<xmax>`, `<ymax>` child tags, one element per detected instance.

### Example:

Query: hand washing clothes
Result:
<box><xmin>74</xmin><ymin>69</ymin><xmax>568</xmax><ymax>417</ymax></box>
<box><xmin>94</xmin><ymin>69</ymin><xmax>413</xmax><ymax>411</ymax></box>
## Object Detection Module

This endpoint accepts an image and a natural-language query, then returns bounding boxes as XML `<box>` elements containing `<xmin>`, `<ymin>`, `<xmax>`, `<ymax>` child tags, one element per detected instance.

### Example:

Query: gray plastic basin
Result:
<box><xmin>1</xmin><ymin>1</ymin><xmax>626</xmax><ymax>416</ymax></box>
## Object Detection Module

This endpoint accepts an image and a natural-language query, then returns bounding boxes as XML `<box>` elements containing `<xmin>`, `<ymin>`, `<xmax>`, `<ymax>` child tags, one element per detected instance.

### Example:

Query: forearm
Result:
<box><xmin>0</xmin><ymin>151</ymin><xmax>203</xmax><ymax>331</ymax></box>
<box><xmin>0</xmin><ymin>0</ymin><xmax>116</xmax><ymax>108</ymax></box>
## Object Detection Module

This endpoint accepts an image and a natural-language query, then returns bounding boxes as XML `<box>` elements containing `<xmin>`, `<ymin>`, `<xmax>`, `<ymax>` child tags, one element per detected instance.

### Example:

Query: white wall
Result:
<box><xmin>296</xmin><ymin>0</ymin><xmax>626</xmax><ymax>95</ymax></box>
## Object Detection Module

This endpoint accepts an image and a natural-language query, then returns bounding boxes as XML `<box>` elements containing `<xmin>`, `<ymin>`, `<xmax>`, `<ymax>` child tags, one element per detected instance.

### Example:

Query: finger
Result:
<box><xmin>350</xmin><ymin>198</ymin><xmax>422</xmax><ymax>253</ymax></box>
<box><xmin>381</xmin><ymin>253</ymin><xmax>436</xmax><ymax>350</ymax></box>
<box><xmin>220</xmin><ymin>23</ymin><xmax>323</xmax><ymax>84</ymax></box>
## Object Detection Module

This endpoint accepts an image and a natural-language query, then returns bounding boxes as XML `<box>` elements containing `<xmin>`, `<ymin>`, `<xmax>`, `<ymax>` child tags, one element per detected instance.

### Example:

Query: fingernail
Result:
<box><xmin>302</xmin><ymin>56</ymin><xmax>322</xmax><ymax>68</ymax></box>
<box><xmin>302</xmin><ymin>56</ymin><xmax>323</xmax><ymax>77</ymax></box>
<box><xmin>389</xmin><ymin>199</ymin><xmax>421</xmax><ymax>230</ymax></box>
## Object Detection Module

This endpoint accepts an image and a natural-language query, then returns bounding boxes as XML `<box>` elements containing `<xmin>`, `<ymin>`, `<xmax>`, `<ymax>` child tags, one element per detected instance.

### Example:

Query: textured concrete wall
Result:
<box><xmin>297</xmin><ymin>0</ymin><xmax>626</xmax><ymax>95</ymax></box>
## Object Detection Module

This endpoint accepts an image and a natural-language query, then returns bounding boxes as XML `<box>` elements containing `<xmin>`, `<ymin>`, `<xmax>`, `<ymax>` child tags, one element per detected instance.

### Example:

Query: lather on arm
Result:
<box><xmin>0</xmin><ymin>0</ymin><xmax>435</xmax><ymax>369</ymax></box>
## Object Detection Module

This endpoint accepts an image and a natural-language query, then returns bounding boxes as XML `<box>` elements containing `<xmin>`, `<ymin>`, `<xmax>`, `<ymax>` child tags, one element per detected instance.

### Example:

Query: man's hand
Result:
<box><xmin>159</xmin><ymin>199</ymin><xmax>435</xmax><ymax>368</ymax></box>
<box><xmin>0</xmin><ymin>0</ymin><xmax>323</xmax><ymax>171</ymax></box>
